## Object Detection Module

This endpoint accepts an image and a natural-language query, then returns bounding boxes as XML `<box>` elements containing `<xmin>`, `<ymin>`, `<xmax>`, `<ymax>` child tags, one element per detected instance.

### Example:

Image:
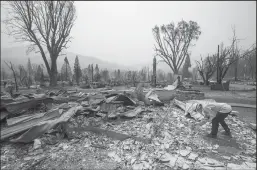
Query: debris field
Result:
<box><xmin>0</xmin><ymin>87</ymin><xmax>256</xmax><ymax>170</ymax></box>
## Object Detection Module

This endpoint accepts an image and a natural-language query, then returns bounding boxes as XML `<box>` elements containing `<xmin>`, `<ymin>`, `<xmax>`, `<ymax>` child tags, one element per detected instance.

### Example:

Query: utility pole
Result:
<box><xmin>65</xmin><ymin>62</ymin><xmax>68</xmax><ymax>81</ymax></box>
<box><xmin>153</xmin><ymin>56</ymin><xmax>156</xmax><ymax>87</ymax></box>
<box><xmin>147</xmin><ymin>66</ymin><xmax>150</xmax><ymax>82</ymax></box>
<box><xmin>234</xmin><ymin>42</ymin><xmax>238</xmax><ymax>81</ymax></box>
<box><xmin>216</xmin><ymin>45</ymin><xmax>219</xmax><ymax>83</ymax></box>
<box><xmin>91</xmin><ymin>64</ymin><xmax>94</xmax><ymax>82</ymax></box>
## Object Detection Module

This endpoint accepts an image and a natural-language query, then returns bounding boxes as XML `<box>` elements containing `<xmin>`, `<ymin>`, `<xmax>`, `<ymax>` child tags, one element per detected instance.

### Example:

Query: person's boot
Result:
<box><xmin>206</xmin><ymin>133</ymin><xmax>217</xmax><ymax>138</ymax></box>
<box><xmin>221</xmin><ymin>131</ymin><xmax>232</xmax><ymax>137</ymax></box>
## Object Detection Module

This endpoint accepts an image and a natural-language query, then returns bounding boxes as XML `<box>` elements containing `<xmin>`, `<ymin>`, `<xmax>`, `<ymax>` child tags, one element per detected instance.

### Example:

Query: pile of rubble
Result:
<box><xmin>0</xmin><ymin>87</ymin><xmax>256</xmax><ymax>170</ymax></box>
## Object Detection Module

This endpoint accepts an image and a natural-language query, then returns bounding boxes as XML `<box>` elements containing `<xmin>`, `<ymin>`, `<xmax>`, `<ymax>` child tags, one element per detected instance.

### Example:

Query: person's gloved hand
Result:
<box><xmin>230</xmin><ymin>111</ymin><xmax>239</xmax><ymax>117</ymax></box>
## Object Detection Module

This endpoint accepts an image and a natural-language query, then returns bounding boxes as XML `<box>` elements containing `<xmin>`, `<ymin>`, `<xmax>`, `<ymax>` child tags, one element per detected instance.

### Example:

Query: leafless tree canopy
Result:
<box><xmin>195</xmin><ymin>55</ymin><xmax>217</xmax><ymax>85</ymax></box>
<box><xmin>216</xmin><ymin>27</ymin><xmax>256</xmax><ymax>83</ymax></box>
<box><xmin>195</xmin><ymin>27</ymin><xmax>256</xmax><ymax>85</ymax></box>
<box><xmin>3</xmin><ymin>1</ymin><xmax>76</xmax><ymax>86</ymax></box>
<box><xmin>243</xmin><ymin>47</ymin><xmax>257</xmax><ymax>79</ymax></box>
<box><xmin>152</xmin><ymin>20</ymin><xmax>201</xmax><ymax>74</ymax></box>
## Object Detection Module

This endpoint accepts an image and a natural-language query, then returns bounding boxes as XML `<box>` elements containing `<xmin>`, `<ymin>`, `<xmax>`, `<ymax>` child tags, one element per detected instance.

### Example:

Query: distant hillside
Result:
<box><xmin>1</xmin><ymin>46</ymin><xmax>181</xmax><ymax>76</ymax></box>
<box><xmin>1</xmin><ymin>46</ymin><xmax>133</xmax><ymax>73</ymax></box>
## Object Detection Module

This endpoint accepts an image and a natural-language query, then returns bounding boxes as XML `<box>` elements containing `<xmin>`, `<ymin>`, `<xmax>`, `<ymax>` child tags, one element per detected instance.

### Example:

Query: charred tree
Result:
<box><xmin>4</xmin><ymin>61</ymin><xmax>19</xmax><ymax>92</ymax></box>
<box><xmin>3</xmin><ymin>1</ymin><xmax>76</xmax><ymax>86</ymax></box>
<box><xmin>152</xmin><ymin>20</ymin><xmax>201</xmax><ymax>74</ymax></box>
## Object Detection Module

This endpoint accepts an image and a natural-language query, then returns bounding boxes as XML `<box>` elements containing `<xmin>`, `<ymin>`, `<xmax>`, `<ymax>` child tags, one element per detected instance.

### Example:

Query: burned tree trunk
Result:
<box><xmin>49</xmin><ymin>59</ymin><xmax>58</xmax><ymax>87</ymax></box>
<box><xmin>5</xmin><ymin>61</ymin><xmax>19</xmax><ymax>92</ymax></box>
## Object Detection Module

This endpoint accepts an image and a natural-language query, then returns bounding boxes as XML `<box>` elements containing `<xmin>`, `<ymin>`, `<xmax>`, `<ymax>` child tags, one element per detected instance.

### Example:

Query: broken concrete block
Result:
<box><xmin>188</xmin><ymin>153</ymin><xmax>198</xmax><ymax>160</ymax></box>
<box><xmin>108</xmin><ymin>151</ymin><xmax>121</xmax><ymax>162</ymax></box>
<box><xmin>180</xmin><ymin>150</ymin><xmax>190</xmax><ymax>157</ymax></box>
<box><xmin>168</xmin><ymin>155</ymin><xmax>178</xmax><ymax>167</ymax></box>
<box><xmin>33</xmin><ymin>139</ymin><xmax>42</xmax><ymax>150</ymax></box>
<box><xmin>160</xmin><ymin>153</ymin><xmax>173</xmax><ymax>163</ymax></box>
<box><xmin>176</xmin><ymin>156</ymin><xmax>186</xmax><ymax>168</ymax></box>
<box><xmin>197</xmin><ymin>157</ymin><xmax>207</xmax><ymax>164</ymax></box>
<box><xmin>182</xmin><ymin>163</ymin><xmax>190</xmax><ymax>170</ymax></box>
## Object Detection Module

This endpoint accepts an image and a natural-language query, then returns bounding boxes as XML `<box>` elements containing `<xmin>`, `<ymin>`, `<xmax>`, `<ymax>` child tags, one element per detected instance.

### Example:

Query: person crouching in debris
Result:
<box><xmin>194</xmin><ymin>103</ymin><xmax>234</xmax><ymax>138</ymax></box>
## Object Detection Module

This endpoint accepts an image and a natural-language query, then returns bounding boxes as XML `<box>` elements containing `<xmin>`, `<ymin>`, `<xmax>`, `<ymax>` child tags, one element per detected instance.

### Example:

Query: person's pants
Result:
<box><xmin>211</xmin><ymin>112</ymin><xmax>230</xmax><ymax>135</ymax></box>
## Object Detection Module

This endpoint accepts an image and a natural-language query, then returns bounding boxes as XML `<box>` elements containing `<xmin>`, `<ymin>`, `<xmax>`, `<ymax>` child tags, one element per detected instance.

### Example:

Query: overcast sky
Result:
<box><xmin>1</xmin><ymin>1</ymin><xmax>256</xmax><ymax>68</ymax></box>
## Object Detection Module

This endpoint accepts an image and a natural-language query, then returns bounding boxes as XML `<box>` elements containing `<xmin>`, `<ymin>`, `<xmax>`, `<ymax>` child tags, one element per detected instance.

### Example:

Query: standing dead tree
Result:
<box><xmin>4</xmin><ymin>61</ymin><xmax>19</xmax><ymax>92</ymax></box>
<box><xmin>3</xmin><ymin>1</ymin><xmax>76</xmax><ymax>86</ymax></box>
<box><xmin>216</xmin><ymin>28</ymin><xmax>256</xmax><ymax>84</ymax></box>
<box><xmin>195</xmin><ymin>55</ymin><xmax>217</xmax><ymax>85</ymax></box>
<box><xmin>139</xmin><ymin>67</ymin><xmax>147</xmax><ymax>82</ymax></box>
<box><xmin>244</xmin><ymin>47</ymin><xmax>256</xmax><ymax>80</ymax></box>
<box><xmin>182</xmin><ymin>54</ymin><xmax>192</xmax><ymax>78</ymax></box>
<box><xmin>18</xmin><ymin>65</ymin><xmax>30</xmax><ymax>88</ymax></box>
<box><xmin>131</xmin><ymin>71</ymin><xmax>138</xmax><ymax>87</ymax></box>
<box><xmin>61</xmin><ymin>57</ymin><xmax>72</xmax><ymax>82</ymax></box>
<box><xmin>152</xmin><ymin>20</ymin><xmax>201</xmax><ymax>74</ymax></box>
